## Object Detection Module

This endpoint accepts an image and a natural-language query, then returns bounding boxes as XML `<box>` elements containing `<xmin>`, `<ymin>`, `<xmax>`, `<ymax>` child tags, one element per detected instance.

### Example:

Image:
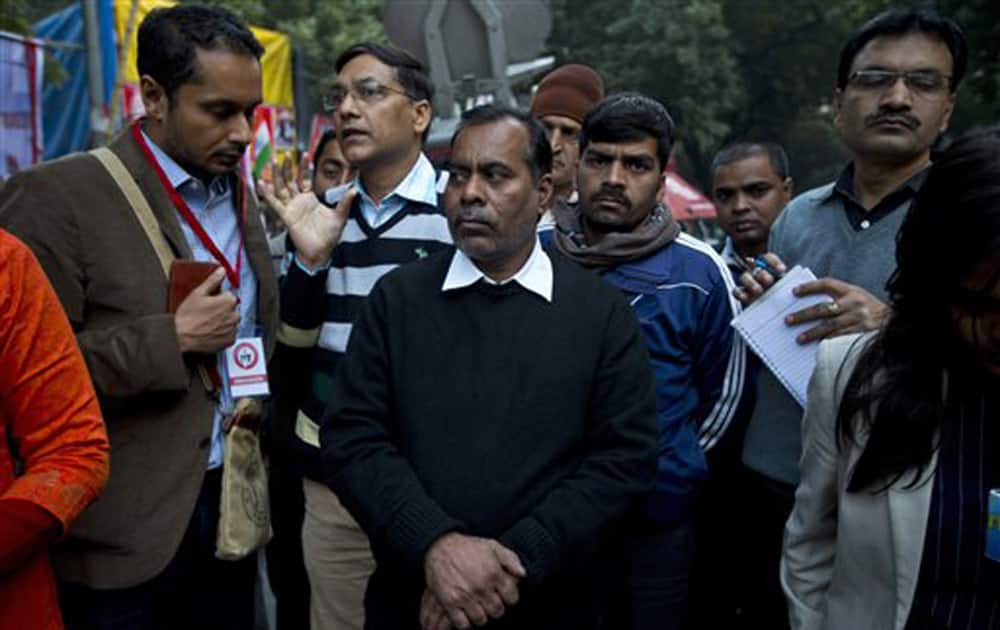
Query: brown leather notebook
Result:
<box><xmin>167</xmin><ymin>260</ymin><xmax>221</xmax><ymax>312</ymax></box>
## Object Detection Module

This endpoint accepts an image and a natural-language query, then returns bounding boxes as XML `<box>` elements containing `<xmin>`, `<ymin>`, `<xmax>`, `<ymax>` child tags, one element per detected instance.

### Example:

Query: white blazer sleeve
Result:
<box><xmin>780</xmin><ymin>337</ymin><xmax>856</xmax><ymax>630</ymax></box>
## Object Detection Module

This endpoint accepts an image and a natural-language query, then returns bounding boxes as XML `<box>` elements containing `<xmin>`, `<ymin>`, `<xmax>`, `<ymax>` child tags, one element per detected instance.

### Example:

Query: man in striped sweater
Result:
<box><xmin>263</xmin><ymin>42</ymin><xmax>451</xmax><ymax>630</ymax></box>
<box><xmin>545</xmin><ymin>93</ymin><xmax>748</xmax><ymax>630</ymax></box>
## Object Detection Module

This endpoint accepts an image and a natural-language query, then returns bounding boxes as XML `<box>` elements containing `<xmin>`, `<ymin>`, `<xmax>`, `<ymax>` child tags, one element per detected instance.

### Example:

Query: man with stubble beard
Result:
<box><xmin>547</xmin><ymin>93</ymin><xmax>747</xmax><ymax>630</ymax></box>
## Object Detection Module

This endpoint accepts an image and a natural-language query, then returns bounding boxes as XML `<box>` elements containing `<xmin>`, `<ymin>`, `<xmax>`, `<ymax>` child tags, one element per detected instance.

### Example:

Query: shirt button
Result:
<box><xmin>860</xmin><ymin>219</ymin><xmax>871</xmax><ymax>230</ymax></box>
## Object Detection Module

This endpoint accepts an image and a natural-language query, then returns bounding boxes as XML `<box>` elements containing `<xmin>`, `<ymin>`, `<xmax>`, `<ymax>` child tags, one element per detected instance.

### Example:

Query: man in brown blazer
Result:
<box><xmin>0</xmin><ymin>6</ymin><xmax>278</xmax><ymax>628</ymax></box>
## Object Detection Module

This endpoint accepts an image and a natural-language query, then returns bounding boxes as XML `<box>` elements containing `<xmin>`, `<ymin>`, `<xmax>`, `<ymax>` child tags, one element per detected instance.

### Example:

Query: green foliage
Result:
<box><xmin>8</xmin><ymin>0</ymin><xmax>995</xmax><ymax>181</ymax></box>
<box><xmin>548</xmin><ymin>0</ymin><xmax>997</xmax><ymax>192</ymax></box>
<box><xmin>549</xmin><ymin>0</ymin><xmax>745</xmax><ymax>188</ymax></box>
<box><xmin>199</xmin><ymin>0</ymin><xmax>386</xmax><ymax>122</ymax></box>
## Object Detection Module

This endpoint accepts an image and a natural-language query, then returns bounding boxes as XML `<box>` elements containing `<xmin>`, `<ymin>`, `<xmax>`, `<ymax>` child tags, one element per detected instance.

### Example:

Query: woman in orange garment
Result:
<box><xmin>0</xmin><ymin>228</ymin><xmax>109</xmax><ymax>628</ymax></box>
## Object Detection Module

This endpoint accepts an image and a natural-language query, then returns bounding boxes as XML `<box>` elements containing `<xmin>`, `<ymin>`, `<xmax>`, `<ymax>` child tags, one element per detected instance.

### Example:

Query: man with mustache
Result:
<box><xmin>320</xmin><ymin>104</ymin><xmax>658</xmax><ymax>630</ymax></box>
<box><xmin>548</xmin><ymin>93</ymin><xmax>747</xmax><ymax>630</ymax></box>
<box><xmin>261</xmin><ymin>42</ymin><xmax>453</xmax><ymax>630</ymax></box>
<box><xmin>734</xmin><ymin>9</ymin><xmax>965</xmax><ymax>629</ymax></box>
<box><xmin>0</xmin><ymin>5</ymin><xmax>278</xmax><ymax>627</ymax></box>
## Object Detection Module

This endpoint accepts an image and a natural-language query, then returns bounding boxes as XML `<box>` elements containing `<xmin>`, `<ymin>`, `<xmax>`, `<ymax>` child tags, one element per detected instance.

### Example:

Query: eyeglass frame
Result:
<box><xmin>322</xmin><ymin>77</ymin><xmax>417</xmax><ymax>113</ymax></box>
<box><xmin>846</xmin><ymin>68</ymin><xmax>953</xmax><ymax>96</ymax></box>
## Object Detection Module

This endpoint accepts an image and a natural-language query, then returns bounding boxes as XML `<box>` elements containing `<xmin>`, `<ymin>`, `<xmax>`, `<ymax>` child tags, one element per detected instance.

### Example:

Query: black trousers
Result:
<box><xmin>59</xmin><ymin>468</ymin><xmax>257</xmax><ymax>630</ymax></box>
<box><xmin>265</xmin><ymin>458</ymin><xmax>311</xmax><ymax>629</ymax></box>
<box><xmin>686</xmin><ymin>462</ymin><xmax>794</xmax><ymax>630</ymax></box>
<box><xmin>734</xmin><ymin>466</ymin><xmax>794</xmax><ymax>630</ymax></box>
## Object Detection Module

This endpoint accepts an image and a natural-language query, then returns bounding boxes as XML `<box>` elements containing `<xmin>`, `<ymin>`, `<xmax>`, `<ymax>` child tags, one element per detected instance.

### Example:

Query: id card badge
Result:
<box><xmin>987</xmin><ymin>489</ymin><xmax>1000</xmax><ymax>562</ymax></box>
<box><xmin>224</xmin><ymin>337</ymin><xmax>270</xmax><ymax>398</ymax></box>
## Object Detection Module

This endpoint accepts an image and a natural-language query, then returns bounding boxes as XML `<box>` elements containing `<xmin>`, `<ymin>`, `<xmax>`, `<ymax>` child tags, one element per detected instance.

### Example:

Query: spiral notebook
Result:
<box><xmin>731</xmin><ymin>266</ymin><xmax>829</xmax><ymax>406</ymax></box>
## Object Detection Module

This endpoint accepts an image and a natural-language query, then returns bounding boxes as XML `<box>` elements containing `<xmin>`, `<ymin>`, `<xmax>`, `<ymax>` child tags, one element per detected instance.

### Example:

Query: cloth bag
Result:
<box><xmin>91</xmin><ymin>146</ymin><xmax>271</xmax><ymax>561</ymax></box>
<box><xmin>216</xmin><ymin>398</ymin><xmax>271</xmax><ymax>560</ymax></box>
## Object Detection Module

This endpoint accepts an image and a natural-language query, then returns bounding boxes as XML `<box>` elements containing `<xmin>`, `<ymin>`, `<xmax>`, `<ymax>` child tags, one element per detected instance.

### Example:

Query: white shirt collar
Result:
<box><xmin>721</xmin><ymin>237</ymin><xmax>751</xmax><ymax>272</ymax></box>
<box><xmin>441</xmin><ymin>238</ymin><xmax>553</xmax><ymax>302</ymax></box>
<box><xmin>354</xmin><ymin>152</ymin><xmax>438</xmax><ymax>207</ymax></box>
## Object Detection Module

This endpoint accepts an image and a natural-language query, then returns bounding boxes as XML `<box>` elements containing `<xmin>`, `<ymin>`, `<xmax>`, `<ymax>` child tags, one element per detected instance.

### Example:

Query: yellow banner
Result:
<box><xmin>113</xmin><ymin>0</ymin><xmax>294</xmax><ymax>108</ymax></box>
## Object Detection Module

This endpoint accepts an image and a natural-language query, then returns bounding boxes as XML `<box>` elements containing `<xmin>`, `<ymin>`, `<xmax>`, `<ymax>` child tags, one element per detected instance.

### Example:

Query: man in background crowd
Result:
<box><xmin>688</xmin><ymin>141</ymin><xmax>793</xmax><ymax>626</ymax></box>
<box><xmin>530</xmin><ymin>63</ymin><xmax>604</xmax><ymax>225</ymax></box>
<box><xmin>712</xmin><ymin>141</ymin><xmax>793</xmax><ymax>281</ymax></box>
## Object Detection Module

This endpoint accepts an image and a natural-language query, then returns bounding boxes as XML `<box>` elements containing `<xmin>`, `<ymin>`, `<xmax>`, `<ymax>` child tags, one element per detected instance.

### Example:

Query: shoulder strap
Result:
<box><xmin>90</xmin><ymin>146</ymin><xmax>175</xmax><ymax>276</ymax></box>
<box><xmin>90</xmin><ymin>147</ymin><xmax>216</xmax><ymax>393</ymax></box>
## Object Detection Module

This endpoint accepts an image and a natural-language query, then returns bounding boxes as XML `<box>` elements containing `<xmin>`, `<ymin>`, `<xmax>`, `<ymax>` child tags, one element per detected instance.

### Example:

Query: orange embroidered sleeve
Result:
<box><xmin>0</xmin><ymin>229</ymin><xmax>109</xmax><ymax>531</ymax></box>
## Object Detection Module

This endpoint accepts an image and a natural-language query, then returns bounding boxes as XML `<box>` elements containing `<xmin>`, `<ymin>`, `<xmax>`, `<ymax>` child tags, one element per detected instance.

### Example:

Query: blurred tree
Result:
<box><xmin>547</xmin><ymin>0</ymin><xmax>745</xmax><ymax>191</ymax></box>
<box><xmin>199</xmin><ymin>0</ymin><xmax>386</xmax><ymax>125</ymax></box>
<box><xmin>548</xmin><ymin>0</ymin><xmax>996</xmax><ymax>192</ymax></box>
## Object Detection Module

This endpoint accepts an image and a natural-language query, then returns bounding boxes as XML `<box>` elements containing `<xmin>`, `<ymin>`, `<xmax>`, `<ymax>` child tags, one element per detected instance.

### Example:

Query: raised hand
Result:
<box><xmin>257</xmin><ymin>174</ymin><xmax>357</xmax><ymax>269</ymax></box>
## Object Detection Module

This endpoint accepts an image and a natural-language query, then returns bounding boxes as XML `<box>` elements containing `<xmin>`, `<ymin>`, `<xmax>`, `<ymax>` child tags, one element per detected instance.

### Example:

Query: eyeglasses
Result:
<box><xmin>847</xmin><ymin>69</ymin><xmax>952</xmax><ymax>96</ymax></box>
<box><xmin>322</xmin><ymin>78</ymin><xmax>413</xmax><ymax>113</ymax></box>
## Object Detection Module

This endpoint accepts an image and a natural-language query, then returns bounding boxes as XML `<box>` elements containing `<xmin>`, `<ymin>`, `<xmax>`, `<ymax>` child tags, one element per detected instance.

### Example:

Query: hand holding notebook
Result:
<box><xmin>731</xmin><ymin>266</ymin><xmax>831</xmax><ymax>406</ymax></box>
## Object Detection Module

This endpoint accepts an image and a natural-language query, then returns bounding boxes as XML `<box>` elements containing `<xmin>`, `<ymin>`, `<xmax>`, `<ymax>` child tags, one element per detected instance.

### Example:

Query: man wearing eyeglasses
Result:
<box><xmin>731</xmin><ymin>9</ymin><xmax>965</xmax><ymax>629</ymax></box>
<box><xmin>262</xmin><ymin>42</ymin><xmax>452</xmax><ymax>630</ymax></box>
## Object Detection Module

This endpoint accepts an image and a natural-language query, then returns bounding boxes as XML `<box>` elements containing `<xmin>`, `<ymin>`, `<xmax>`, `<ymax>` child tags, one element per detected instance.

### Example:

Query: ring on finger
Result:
<box><xmin>828</xmin><ymin>301</ymin><xmax>840</xmax><ymax>314</ymax></box>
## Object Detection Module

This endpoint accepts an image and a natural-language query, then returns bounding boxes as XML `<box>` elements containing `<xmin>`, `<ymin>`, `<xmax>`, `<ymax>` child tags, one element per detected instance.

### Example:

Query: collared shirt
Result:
<box><xmin>829</xmin><ymin>162</ymin><xmax>928</xmax><ymax>231</ymax></box>
<box><xmin>142</xmin><ymin>131</ymin><xmax>258</xmax><ymax>470</ymax></box>
<box><xmin>355</xmin><ymin>152</ymin><xmax>438</xmax><ymax>228</ymax></box>
<box><xmin>721</xmin><ymin>237</ymin><xmax>752</xmax><ymax>282</ymax></box>
<box><xmin>442</xmin><ymin>238</ymin><xmax>553</xmax><ymax>302</ymax></box>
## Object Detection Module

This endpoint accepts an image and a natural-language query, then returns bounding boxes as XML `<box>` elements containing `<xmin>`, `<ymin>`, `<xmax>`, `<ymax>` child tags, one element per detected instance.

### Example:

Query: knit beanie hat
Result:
<box><xmin>530</xmin><ymin>64</ymin><xmax>605</xmax><ymax>124</ymax></box>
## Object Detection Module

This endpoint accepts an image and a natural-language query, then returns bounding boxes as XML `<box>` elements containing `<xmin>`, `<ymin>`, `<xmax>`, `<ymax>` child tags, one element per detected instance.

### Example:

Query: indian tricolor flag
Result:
<box><xmin>251</xmin><ymin>108</ymin><xmax>274</xmax><ymax>179</ymax></box>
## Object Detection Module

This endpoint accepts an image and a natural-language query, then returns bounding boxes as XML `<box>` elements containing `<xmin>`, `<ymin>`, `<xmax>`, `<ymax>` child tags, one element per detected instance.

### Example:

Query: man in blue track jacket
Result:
<box><xmin>544</xmin><ymin>93</ymin><xmax>747</xmax><ymax>630</ymax></box>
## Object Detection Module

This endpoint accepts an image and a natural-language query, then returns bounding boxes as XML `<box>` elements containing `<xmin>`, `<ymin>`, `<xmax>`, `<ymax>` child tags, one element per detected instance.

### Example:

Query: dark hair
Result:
<box><xmin>451</xmin><ymin>105</ymin><xmax>552</xmax><ymax>184</ymax></box>
<box><xmin>579</xmin><ymin>93</ymin><xmax>675</xmax><ymax>170</ymax></box>
<box><xmin>335</xmin><ymin>42</ymin><xmax>435</xmax><ymax>143</ymax></box>
<box><xmin>137</xmin><ymin>5</ymin><xmax>263</xmax><ymax>100</ymax></box>
<box><xmin>837</xmin><ymin>126</ymin><xmax>1000</xmax><ymax>493</ymax></box>
<box><xmin>711</xmin><ymin>141</ymin><xmax>791</xmax><ymax>181</ymax></box>
<box><xmin>313</xmin><ymin>129</ymin><xmax>338</xmax><ymax>170</ymax></box>
<box><xmin>837</xmin><ymin>8</ymin><xmax>967</xmax><ymax>92</ymax></box>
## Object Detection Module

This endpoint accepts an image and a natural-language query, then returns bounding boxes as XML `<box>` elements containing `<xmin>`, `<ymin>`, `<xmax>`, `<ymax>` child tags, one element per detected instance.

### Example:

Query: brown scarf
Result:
<box><xmin>552</xmin><ymin>201</ymin><xmax>680</xmax><ymax>269</ymax></box>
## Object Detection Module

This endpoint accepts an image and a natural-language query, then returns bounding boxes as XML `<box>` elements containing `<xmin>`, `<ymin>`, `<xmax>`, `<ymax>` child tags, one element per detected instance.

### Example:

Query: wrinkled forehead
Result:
<box><xmin>452</xmin><ymin>120</ymin><xmax>531</xmax><ymax>167</ymax></box>
<box><xmin>334</xmin><ymin>54</ymin><xmax>398</xmax><ymax>87</ymax></box>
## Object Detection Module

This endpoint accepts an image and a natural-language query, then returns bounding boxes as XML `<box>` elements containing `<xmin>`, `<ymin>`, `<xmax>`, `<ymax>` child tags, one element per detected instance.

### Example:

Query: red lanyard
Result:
<box><xmin>131</xmin><ymin>122</ymin><xmax>245</xmax><ymax>289</ymax></box>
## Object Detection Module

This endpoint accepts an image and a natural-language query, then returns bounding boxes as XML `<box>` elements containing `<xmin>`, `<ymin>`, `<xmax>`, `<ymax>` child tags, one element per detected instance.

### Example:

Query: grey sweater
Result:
<box><xmin>741</xmin><ymin>181</ymin><xmax>912</xmax><ymax>485</ymax></box>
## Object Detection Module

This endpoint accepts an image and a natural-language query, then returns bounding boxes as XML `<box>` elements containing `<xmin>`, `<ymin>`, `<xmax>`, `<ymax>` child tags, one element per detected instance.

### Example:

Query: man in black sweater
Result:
<box><xmin>320</xmin><ymin>105</ymin><xmax>658</xmax><ymax>630</ymax></box>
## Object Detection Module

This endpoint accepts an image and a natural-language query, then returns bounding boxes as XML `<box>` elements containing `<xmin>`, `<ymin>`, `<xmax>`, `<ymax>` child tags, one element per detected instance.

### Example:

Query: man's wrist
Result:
<box><xmin>294</xmin><ymin>253</ymin><xmax>331</xmax><ymax>275</ymax></box>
